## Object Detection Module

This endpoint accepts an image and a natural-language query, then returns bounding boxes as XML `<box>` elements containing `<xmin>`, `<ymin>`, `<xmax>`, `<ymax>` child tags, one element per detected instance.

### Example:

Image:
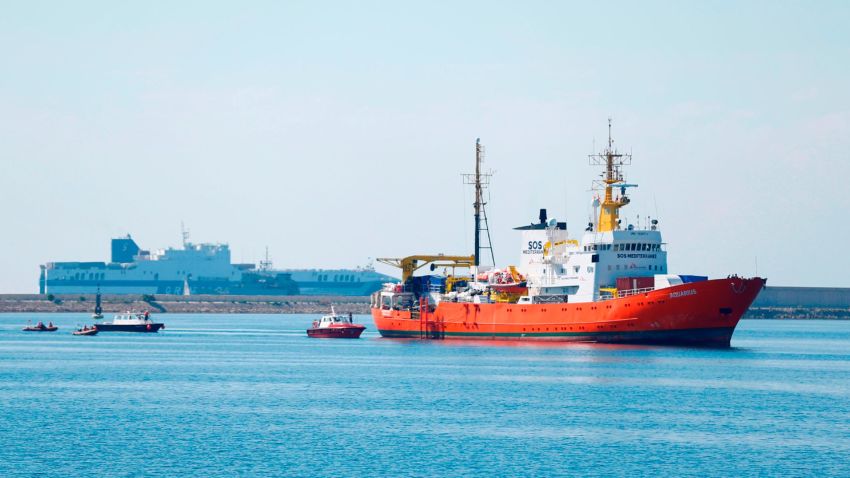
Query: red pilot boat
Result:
<box><xmin>371</xmin><ymin>124</ymin><xmax>765</xmax><ymax>347</ymax></box>
<box><xmin>307</xmin><ymin>308</ymin><xmax>366</xmax><ymax>338</ymax></box>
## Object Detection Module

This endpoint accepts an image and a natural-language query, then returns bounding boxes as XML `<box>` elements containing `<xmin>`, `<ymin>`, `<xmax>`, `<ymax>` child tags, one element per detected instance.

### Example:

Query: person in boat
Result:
<box><xmin>48</xmin><ymin>321</ymin><xmax>53</xmax><ymax>328</ymax></box>
<box><xmin>37</xmin><ymin>321</ymin><xmax>44</xmax><ymax>328</ymax></box>
<box><xmin>348</xmin><ymin>312</ymin><xmax>353</xmax><ymax>323</ymax></box>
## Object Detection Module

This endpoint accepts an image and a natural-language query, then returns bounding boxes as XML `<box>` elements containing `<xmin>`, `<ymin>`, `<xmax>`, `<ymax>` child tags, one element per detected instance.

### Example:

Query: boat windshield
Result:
<box><xmin>322</xmin><ymin>315</ymin><xmax>349</xmax><ymax>324</ymax></box>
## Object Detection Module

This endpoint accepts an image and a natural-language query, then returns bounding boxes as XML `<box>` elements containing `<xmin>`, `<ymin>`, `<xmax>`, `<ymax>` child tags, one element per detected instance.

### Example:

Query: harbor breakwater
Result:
<box><xmin>0</xmin><ymin>294</ymin><xmax>371</xmax><ymax>314</ymax></box>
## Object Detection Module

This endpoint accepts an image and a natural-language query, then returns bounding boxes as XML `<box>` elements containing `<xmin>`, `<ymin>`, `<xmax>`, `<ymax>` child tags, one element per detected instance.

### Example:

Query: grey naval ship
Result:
<box><xmin>40</xmin><ymin>234</ymin><xmax>394</xmax><ymax>296</ymax></box>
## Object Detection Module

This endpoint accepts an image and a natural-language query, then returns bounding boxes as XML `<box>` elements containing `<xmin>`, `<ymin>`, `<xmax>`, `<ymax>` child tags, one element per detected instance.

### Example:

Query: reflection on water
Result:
<box><xmin>1</xmin><ymin>313</ymin><xmax>849</xmax><ymax>477</ymax></box>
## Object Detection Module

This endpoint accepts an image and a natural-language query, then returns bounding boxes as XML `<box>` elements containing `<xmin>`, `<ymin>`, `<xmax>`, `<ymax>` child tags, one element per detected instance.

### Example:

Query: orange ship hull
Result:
<box><xmin>372</xmin><ymin>277</ymin><xmax>765</xmax><ymax>347</ymax></box>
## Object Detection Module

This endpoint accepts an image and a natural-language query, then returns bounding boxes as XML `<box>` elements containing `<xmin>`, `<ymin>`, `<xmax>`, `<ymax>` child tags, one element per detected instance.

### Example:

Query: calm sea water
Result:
<box><xmin>1</xmin><ymin>313</ymin><xmax>849</xmax><ymax>477</ymax></box>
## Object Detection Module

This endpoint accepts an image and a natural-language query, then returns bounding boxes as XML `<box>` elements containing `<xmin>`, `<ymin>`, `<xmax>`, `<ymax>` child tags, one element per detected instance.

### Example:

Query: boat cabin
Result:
<box><xmin>112</xmin><ymin>312</ymin><xmax>153</xmax><ymax>324</ymax></box>
<box><xmin>371</xmin><ymin>290</ymin><xmax>415</xmax><ymax>311</ymax></box>
<box><xmin>318</xmin><ymin>314</ymin><xmax>353</xmax><ymax>326</ymax></box>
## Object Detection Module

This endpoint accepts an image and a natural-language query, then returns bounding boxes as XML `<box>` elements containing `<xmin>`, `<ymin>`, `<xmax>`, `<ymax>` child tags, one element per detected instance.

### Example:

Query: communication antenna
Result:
<box><xmin>588</xmin><ymin>118</ymin><xmax>636</xmax><ymax>232</ymax></box>
<box><xmin>180</xmin><ymin>221</ymin><xmax>190</xmax><ymax>249</ymax></box>
<box><xmin>260</xmin><ymin>246</ymin><xmax>273</xmax><ymax>271</ymax></box>
<box><xmin>463</xmin><ymin>139</ymin><xmax>496</xmax><ymax>267</ymax></box>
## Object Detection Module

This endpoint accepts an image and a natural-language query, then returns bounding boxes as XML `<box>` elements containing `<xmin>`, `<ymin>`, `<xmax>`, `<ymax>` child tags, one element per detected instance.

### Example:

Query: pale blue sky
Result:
<box><xmin>1</xmin><ymin>1</ymin><xmax>848</xmax><ymax>292</ymax></box>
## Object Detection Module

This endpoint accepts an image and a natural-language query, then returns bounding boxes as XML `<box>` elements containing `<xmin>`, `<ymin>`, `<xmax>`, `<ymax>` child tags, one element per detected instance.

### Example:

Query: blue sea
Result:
<box><xmin>1</xmin><ymin>314</ymin><xmax>849</xmax><ymax>477</ymax></box>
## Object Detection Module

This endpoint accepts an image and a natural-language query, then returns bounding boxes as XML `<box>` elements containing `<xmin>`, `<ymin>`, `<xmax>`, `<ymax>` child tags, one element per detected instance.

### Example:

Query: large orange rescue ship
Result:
<box><xmin>371</xmin><ymin>123</ymin><xmax>765</xmax><ymax>347</ymax></box>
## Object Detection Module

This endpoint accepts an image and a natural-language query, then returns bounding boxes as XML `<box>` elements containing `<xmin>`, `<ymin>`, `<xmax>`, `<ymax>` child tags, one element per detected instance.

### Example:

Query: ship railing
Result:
<box><xmin>599</xmin><ymin>287</ymin><xmax>655</xmax><ymax>301</ymax></box>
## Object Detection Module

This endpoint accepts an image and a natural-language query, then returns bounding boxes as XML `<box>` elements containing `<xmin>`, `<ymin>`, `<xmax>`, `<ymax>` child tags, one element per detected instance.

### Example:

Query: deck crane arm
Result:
<box><xmin>376</xmin><ymin>254</ymin><xmax>476</xmax><ymax>283</ymax></box>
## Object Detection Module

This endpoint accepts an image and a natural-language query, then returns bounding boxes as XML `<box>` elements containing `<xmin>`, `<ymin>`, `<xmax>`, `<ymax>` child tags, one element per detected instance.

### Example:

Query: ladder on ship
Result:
<box><xmin>418</xmin><ymin>297</ymin><xmax>444</xmax><ymax>340</ymax></box>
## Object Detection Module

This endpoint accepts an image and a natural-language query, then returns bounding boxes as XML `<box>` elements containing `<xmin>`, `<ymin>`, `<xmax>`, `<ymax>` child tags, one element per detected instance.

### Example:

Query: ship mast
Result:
<box><xmin>259</xmin><ymin>246</ymin><xmax>273</xmax><ymax>271</ymax></box>
<box><xmin>180</xmin><ymin>221</ymin><xmax>190</xmax><ymax>249</ymax></box>
<box><xmin>464</xmin><ymin>139</ymin><xmax>495</xmax><ymax>267</ymax></box>
<box><xmin>589</xmin><ymin>119</ymin><xmax>635</xmax><ymax>232</ymax></box>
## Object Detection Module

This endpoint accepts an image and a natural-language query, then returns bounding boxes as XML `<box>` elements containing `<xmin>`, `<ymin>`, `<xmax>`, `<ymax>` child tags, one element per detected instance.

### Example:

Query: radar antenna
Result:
<box><xmin>588</xmin><ymin>118</ymin><xmax>637</xmax><ymax>232</ymax></box>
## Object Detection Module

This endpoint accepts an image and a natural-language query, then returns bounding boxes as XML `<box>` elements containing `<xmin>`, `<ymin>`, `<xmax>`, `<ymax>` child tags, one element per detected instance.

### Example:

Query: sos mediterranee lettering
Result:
<box><xmin>617</xmin><ymin>253</ymin><xmax>657</xmax><ymax>259</ymax></box>
<box><xmin>523</xmin><ymin>240</ymin><xmax>543</xmax><ymax>254</ymax></box>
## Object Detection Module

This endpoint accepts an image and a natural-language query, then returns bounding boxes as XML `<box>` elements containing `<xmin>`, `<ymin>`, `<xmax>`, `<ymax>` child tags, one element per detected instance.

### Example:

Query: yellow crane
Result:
<box><xmin>376</xmin><ymin>254</ymin><xmax>476</xmax><ymax>283</ymax></box>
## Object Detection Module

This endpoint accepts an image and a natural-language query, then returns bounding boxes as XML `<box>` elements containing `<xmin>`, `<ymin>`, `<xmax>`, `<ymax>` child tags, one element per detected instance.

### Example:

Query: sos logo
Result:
<box><xmin>527</xmin><ymin>240</ymin><xmax>543</xmax><ymax>251</ymax></box>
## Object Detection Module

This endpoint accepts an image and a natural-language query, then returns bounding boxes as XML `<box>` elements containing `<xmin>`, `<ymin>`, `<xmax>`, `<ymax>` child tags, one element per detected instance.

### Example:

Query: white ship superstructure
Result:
<box><xmin>514</xmin><ymin>211</ymin><xmax>669</xmax><ymax>303</ymax></box>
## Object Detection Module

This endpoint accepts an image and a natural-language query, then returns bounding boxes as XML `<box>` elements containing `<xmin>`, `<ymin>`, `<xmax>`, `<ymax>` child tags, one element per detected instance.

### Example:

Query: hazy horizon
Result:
<box><xmin>2</xmin><ymin>1</ymin><xmax>849</xmax><ymax>292</ymax></box>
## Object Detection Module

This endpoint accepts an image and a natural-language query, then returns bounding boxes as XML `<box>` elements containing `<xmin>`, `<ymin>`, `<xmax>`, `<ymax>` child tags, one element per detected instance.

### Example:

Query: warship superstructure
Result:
<box><xmin>40</xmin><ymin>234</ymin><xmax>393</xmax><ymax>296</ymax></box>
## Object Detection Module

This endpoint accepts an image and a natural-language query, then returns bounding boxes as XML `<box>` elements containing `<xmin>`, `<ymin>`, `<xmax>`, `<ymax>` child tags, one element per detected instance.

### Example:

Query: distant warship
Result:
<box><xmin>40</xmin><ymin>231</ymin><xmax>394</xmax><ymax>296</ymax></box>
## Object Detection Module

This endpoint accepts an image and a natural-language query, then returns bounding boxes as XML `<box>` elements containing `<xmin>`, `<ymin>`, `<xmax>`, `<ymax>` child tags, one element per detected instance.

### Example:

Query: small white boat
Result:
<box><xmin>307</xmin><ymin>307</ymin><xmax>365</xmax><ymax>339</ymax></box>
<box><xmin>97</xmin><ymin>311</ymin><xmax>164</xmax><ymax>333</ymax></box>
